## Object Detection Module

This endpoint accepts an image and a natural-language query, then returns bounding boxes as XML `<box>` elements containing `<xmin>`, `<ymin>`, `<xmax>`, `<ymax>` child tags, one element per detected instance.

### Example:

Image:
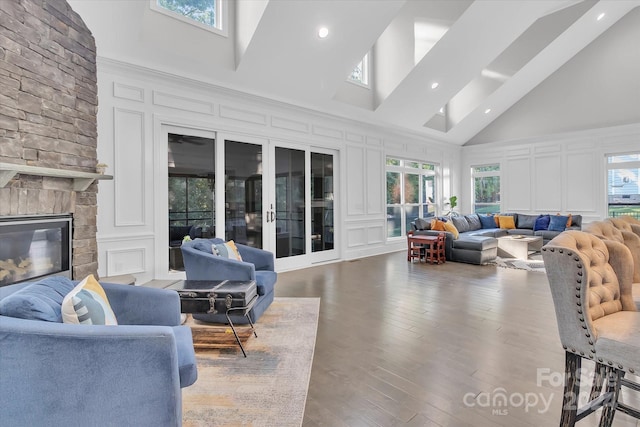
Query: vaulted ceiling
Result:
<box><xmin>68</xmin><ymin>0</ymin><xmax>640</xmax><ymax>145</ymax></box>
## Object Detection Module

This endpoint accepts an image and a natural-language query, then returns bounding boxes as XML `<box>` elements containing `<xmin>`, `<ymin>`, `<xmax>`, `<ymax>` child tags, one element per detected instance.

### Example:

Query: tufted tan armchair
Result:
<box><xmin>608</xmin><ymin>217</ymin><xmax>640</xmax><ymax>240</ymax></box>
<box><xmin>542</xmin><ymin>231</ymin><xmax>640</xmax><ymax>426</ymax></box>
<box><xmin>584</xmin><ymin>220</ymin><xmax>640</xmax><ymax>284</ymax></box>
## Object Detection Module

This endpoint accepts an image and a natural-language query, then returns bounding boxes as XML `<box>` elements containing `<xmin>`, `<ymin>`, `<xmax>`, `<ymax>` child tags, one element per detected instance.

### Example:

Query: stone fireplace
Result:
<box><xmin>0</xmin><ymin>0</ymin><xmax>100</xmax><ymax>281</ymax></box>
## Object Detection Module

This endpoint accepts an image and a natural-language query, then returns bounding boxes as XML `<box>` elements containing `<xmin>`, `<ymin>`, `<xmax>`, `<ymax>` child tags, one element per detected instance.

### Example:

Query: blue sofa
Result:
<box><xmin>0</xmin><ymin>277</ymin><xmax>197</xmax><ymax>427</ymax></box>
<box><xmin>181</xmin><ymin>238</ymin><xmax>277</xmax><ymax>324</ymax></box>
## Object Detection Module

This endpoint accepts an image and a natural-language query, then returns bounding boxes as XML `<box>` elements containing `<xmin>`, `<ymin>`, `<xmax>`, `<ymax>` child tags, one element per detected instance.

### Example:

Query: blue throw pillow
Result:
<box><xmin>191</xmin><ymin>238</ymin><xmax>213</xmax><ymax>254</ymax></box>
<box><xmin>548</xmin><ymin>215</ymin><xmax>569</xmax><ymax>232</ymax></box>
<box><xmin>479</xmin><ymin>214</ymin><xmax>497</xmax><ymax>229</ymax></box>
<box><xmin>0</xmin><ymin>276</ymin><xmax>75</xmax><ymax>322</ymax></box>
<box><xmin>534</xmin><ymin>215</ymin><xmax>551</xmax><ymax>231</ymax></box>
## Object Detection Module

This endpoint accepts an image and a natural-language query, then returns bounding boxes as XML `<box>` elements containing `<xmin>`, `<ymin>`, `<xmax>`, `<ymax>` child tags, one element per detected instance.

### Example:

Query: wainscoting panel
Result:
<box><xmin>566</xmin><ymin>151</ymin><xmax>598</xmax><ymax>212</ymax></box>
<box><xmin>366</xmin><ymin>149</ymin><xmax>383</xmax><ymax>215</ymax></box>
<box><xmin>346</xmin><ymin>227</ymin><xmax>366</xmax><ymax>248</ymax></box>
<box><xmin>346</xmin><ymin>145</ymin><xmax>365</xmax><ymax>216</ymax></box>
<box><xmin>534</xmin><ymin>155</ymin><xmax>562</xmax><ymax>212</ymax></box>
<box><xmin>219</xmin><ymin>105</ymin><xmax>267</xmax><ymax>126</ymax></box>
<box><xmin>114</xmin><ymin>108</ymin><xmax>145</xmax><ymax>226</ymax></box>
<box><xmin>113</xmin><ymin>82</ymin><xmax>144</xmax><ymax>102</ymax></box>
<box><xmin>271</xmin><ymin>116</ymin><xmax>309</xmax><ymax>134</ymax></box>
<box><xmin>153</xmin><ymin>91</ymin><xmax>215</xmax><ymax>115</ymax></box>
<box><xmin>312</xmin><ymin>125</ymin><xmax>344</xmax><ymax>140</ymax></box>
<box><xmin>366</xmin><ymin>225</ymin><xmax>384</xmax><ymax>245</ymax></box>
<box><xmin>504</xmin><ymin>157</ymin><xmax>531</xmax><ymax>211</ymax></box>
<box><xmin>106</xmin><ymin>247</ymin><xmax>146</xmax><ymax>276</ymax></box>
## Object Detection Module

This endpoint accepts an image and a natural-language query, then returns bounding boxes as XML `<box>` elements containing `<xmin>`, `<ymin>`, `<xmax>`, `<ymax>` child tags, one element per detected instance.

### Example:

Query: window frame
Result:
<box><xmin>606</xmin><ymin>152</ymin><xmax>640</xmax><ymax>219</ymax></box>
<box><xmin>150</xmin><ymin>0</ymin><xmax>228</xmax><ymax>37</ymax></box>
<box><xmin>386</xmin><ymin>157</ymin><xmax>439</xmax><ymax>239</ymax></box>
<box><xmin>348</xmin><ymin>54</ymin><xmax>369</xmax><ymax>88</ymax></box>
<box><xmin>471</xmin><ymin>164</ymin><xmax>501</xmax><ymax>214</ymax></box>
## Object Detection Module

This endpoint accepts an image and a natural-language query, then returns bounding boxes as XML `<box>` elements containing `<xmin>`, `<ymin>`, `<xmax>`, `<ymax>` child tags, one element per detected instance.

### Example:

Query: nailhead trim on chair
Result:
<box><xmin>543</xmin><ymin>246</ymin><xmax>597</xmax><ymax>360</ymax></box>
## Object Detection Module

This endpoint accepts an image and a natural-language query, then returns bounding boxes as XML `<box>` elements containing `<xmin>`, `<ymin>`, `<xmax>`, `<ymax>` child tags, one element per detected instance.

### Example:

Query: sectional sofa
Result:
<box><xmin>412</xmin><ymin>213</ymin><xmax>582</xmax><ymax>265</ymax></box>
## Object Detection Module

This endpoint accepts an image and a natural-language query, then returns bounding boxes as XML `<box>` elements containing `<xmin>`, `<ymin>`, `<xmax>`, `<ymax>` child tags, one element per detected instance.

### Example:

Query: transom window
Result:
<box><xmin>472</xmin><ymin>164</ymin><xmax>500</xmax><ymax>214</ymax></box>
<box><xmin>151</xmin><ymin>0</ymin><xmax>225</xmax><ymax>35</ymax></box>
<box><xmin>607</xmin><ymin>153</ymin><xmax>640</xmax><ymax>219</ymax></box>
<box><xmin>348</xmin><ymin>54</ymin><xmax>369</xmax><ymax>87</ymax></box>
<box><xmin>386</xmin><ymin>157</ymin><xmax>438</xmax><ymax>238</ymax></box>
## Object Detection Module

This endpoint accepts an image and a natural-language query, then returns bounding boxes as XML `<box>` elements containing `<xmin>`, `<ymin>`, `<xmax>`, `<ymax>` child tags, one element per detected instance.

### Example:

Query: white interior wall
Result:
<box><xmin>460</xmin><ymin>123</ymin><xmax>640</xmax><ymax>223</ymax></box>
<box><xmin>95</xmin><ymin>59</ymin><xmax>458</xmax><ymax>283</ymax></box>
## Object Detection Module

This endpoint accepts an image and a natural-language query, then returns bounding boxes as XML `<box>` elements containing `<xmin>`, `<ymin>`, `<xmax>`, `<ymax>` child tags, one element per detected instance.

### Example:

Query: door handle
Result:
<box><xmin>270</xmin><ymin>211</ymin><xmax>275</xmax><ymax>223</ymax></box>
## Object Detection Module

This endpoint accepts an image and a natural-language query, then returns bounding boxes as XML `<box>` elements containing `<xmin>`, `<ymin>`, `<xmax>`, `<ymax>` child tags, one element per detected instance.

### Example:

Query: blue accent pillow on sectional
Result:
<box><xmin>192</xmin><ymin>238</ymin><xmax>214</xmax><ymax>254</ymax></box>
<box><xmin>479</xmin><ymin>214</ymin><xmax>497</xmax><ymax>229</ymax></box>
<box><xmin>548</xmin><ymin>215</ymin><xmax>569</xmax><ymax>232</ymax></box>
<box><xmin>0</xmin><ymin>276</ymin><xmax>75</xmax><ymax>322</ymax></box>
<box><xmin>534</xmin><ymin>215</ymin><xmax>551</xmax><ymax>231</ymax></box>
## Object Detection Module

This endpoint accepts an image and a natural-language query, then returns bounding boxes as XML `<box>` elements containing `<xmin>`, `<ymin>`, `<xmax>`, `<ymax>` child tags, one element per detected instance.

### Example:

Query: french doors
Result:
<box><xmin>218</xmin><ymin>134</ymin><xmax>338</xmax><ymax>271</ymax></box>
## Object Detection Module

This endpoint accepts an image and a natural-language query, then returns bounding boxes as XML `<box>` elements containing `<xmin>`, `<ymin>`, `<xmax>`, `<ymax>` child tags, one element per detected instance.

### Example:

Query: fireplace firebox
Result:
<box><xmin>0</xmin><ymin>215</ymin><xmax>72</xmax><ymax>287</ymax></box>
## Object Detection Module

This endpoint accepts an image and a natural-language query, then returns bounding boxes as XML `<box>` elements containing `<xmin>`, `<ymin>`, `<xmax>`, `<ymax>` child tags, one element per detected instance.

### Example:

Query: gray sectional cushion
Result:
<box><xmin>508</xmin><ymin>229</ymin><xmax>534</xmax><ymax>236</ymax></box>
<box><xmin>451</xmin><ymin>216</ymin><xmax>470</xmax><ymax>233</ymax></box>
<box><xmin>516</xmin><ymin>214</ymin><xmax>538</xmax><ymax>230</ymax></box>
<box><xmin>465</xmin><ymin>214</ymin><xmax>482</xmax><ymax>231</ymax></box>
<box><xmin>414</xmin><ymin>218</ymin><xmax>431</xmax><ymax>230</ymax></box>
<box><xmin>452</xmin><ymin>236</ymin><xmax>498</xmax><ymax>251</ymax></box>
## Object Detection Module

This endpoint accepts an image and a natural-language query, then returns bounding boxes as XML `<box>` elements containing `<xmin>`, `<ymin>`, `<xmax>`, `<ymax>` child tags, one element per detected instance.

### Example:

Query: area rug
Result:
<box><xmin>492</xmin><ymin>254</ymin><xmax>546</xmax><ymax>273</ymax></box>
<box><xmin>182</xmin><ymin>297</ymin><xmax>320</xmax><ymax>427</ymax></box>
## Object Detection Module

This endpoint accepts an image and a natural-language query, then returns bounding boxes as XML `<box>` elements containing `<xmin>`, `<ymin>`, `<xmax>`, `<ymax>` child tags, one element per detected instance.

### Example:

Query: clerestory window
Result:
<box><xmin>151</xmin><ymin>0</ymin><xmax>226</xmax><ymax>36</ymax></box>
<box><xmin>348</xmin><ymin>54</ymin><xmax>369</xmax><ymax>87</ymax></box>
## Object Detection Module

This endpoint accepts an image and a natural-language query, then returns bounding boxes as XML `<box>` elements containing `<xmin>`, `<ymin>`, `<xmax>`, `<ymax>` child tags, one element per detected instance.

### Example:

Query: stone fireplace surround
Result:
<box><xmin>0</xmin><ymin>0</ymin><xmax>100</xmax><ymax>280</ymax></box>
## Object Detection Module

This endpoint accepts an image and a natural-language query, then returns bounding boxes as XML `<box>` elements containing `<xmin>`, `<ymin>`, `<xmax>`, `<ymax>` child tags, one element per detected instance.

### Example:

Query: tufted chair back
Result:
<box><xmin>608</xmin><ymin>217</ymin><xmax>640</xmax><ymax>238</ymax></box>
<box><xmin>584</xmin><ymin>220</ymin><xmax>640</xmax><ymax>283</ymax></box>
<box><xmin>542</xmin><ymin>231</ymin><xmax>636</xmax><ymax>358</ymax></box>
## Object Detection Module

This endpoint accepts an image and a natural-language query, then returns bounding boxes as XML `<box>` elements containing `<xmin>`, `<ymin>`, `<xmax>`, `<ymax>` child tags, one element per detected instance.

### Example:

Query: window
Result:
<box><xmin>472</xmin><ymin>164</ymin><xmax>500</xmax><ymax>214</ymax></box>
<box><xmin>151</xmin><ymin>0</ymin><xmax>225</xmax><ymax>35</ymax></box>
<box><xmin>607</xmin><ymin>153</ymin><xmax>640</xmax><ymax>219</ymax></box>
<box><xmin>386</xmin><ymin>157</ymin><xmax>437</xmax><ymax>238</ymax></box>
<box><xmin>348</xmin><ymin>54</ymin><xmax>369</xmax><ymax>86</ymax></box>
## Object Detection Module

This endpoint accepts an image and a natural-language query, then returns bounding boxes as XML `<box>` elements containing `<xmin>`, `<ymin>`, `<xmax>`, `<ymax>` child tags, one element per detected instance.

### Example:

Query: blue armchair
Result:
<box><xmin>0</xmin><ymin>278</ymin><xmax>197</xmax><ymax>427</ymax></box>
<box><xmin>181</xmin><ymin>238</ymin><xmax>277</xmax><ymax>324</ymax></box>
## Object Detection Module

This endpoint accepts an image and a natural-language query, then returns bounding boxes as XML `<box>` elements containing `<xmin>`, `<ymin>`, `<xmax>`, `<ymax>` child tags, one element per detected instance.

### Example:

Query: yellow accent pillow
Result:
<box><xmin>62</xmin><ymin>275</ymin><xmax>118</xmax><ymax>325</ymax></box>
<box><xmin>443</xmin><ymin>220</ymin><xmax>459</xmax><ymax>239</ymax></box>
<box><xmin>430</xmin><ymin>219</ymin><xmax>446</xmax><ymax>231</ymax></box>
<box><xmin>498</xmin><ymin>215</ymin><xmax>516</xmax><ymax>229</ymax></box>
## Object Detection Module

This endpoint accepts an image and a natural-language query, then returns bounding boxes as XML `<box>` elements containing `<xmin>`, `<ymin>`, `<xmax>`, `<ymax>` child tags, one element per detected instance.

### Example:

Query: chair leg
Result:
<box><xmin>590</xmin><ymin>363</ymin><xmax>608</xmax><ymax>401</ymax></box>
<box><xmin>599</xmin><ymin>369</ymin><xmax>622</xmax><ymax>427</ymax></box>
<box><xmin>561</xmin><ymin>352</ymin><xmax>581</xmax><ymax>427</ymax></box>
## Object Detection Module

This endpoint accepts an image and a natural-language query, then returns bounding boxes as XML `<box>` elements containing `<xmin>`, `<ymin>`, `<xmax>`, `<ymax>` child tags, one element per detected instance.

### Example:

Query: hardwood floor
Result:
<box><xmin>275</xmin><ymin>251</ymin><xmax>640</xmax><ymax>427</ymax></box>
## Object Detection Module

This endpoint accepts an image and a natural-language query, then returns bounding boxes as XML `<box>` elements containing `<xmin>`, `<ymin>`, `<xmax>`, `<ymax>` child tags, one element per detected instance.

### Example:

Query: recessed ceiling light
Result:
<box><xmin>431</xmin><ymin>82</ymin><xmax>439</xmax><ymax>89</ymax></box>
<box><xmin>318</xmin><ymin>27</ymin><xmax>329</xmax><ymax>39</ymax></box>
<box><xmin>484</xmin><ymin>108</ymin><xmax>492</xmax><ymax>114</ymax></box>
<box><xmin>597</xmin><ymin>13</ymin><xmax>605</xmax><ymax>21</ymax></box>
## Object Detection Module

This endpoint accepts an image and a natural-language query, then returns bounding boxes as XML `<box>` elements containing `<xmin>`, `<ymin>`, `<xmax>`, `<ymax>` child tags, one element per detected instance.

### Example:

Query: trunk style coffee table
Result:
<box><xmin>167</xmin><ymin>280</ymin><xmax>258</xmax><ymax>357</ymax></box>
<box><xmin>497</xmin><ymin>235</ymin><xmax>543</xmax><ymax>260</ymax></box>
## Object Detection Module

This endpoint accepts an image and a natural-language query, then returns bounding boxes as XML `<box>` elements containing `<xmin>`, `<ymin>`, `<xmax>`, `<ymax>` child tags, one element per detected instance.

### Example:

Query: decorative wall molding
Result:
<box><xmin>345</xmin><ymin>132</ymin><xmax>365</xmax><ymax>144</ymax></box>
<box><xmin>113</xmin><ymin>82</ymin><xmax>145</xmax><ymax>102</ymax></box>
<box><xmin>219</xmin><ymin>105</ymin><xmax>267</xmax><ymax>125</ymax></box>
<box><xmin>106</xmin><ymin>247</ymin><xmax>146</xmax><ymax>276</ymax></box>
<box><xmin>312</xmin><ymin>125</ymin><xmax>344</xmax><ymax>140</ymax></box>
<box><xmin>153</xmin><ymin>91</ymin><xmax>215</xmax><ymax>115</ymax></box>
<box><xmin>271</xmin><ymin>116</ymin><xmax>309</xmax><ymax>133</ymax></box>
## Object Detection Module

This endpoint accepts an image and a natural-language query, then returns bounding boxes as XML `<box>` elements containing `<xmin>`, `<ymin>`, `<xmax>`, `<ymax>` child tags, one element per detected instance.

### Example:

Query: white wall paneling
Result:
<box><xmin>533</xmin><ymin>155</ymin><xmax>562</xmax><ymax>212</ymax></box>
<box><xmin>106</xmin><ymin>247</ymin><xmax>146</xmax><ymax>277</ymax></box>
<box><xmin>566</xmin><ymin>151</ymin><xmax>598</xmax><ymax>213</ymax></box>
<box><xmin>504</xmin><ymin>157</ymin><xmax>531</xmax><ymax>212</ymax></box>
<box><xmin>366</xmin><ymin>149</ymin><xmax>383</xmax><ymax>215</ymax></box>
<box><xmin>153</xmin><ymin>91</ymin><xmax>215</xmax><ymax>115</ymax></box>
<box><xmin>113</xmin><ymin>82</ymin><xmax>144</xmax><ymax>102</ymax></box>
<box><xmin>95</xmin><ymin>59</ymin><xmax>461</xmax><ymax>281</ymax></box>
<box><xmin>346</xmin><ymin>145</ymin><xmax>365</xmax><ymax>216</ymax></box>
<box><xmin>113</xmin><ymin>108</ymin><xmax>146</xmax><ymax>226</ymax></box>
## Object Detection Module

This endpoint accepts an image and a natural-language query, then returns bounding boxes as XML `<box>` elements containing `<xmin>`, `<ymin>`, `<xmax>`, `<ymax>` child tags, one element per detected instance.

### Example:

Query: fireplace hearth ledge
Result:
<box><xmin>0</xmin><ymin>163</ymin><xmax>113</xmax><ymax>192</ymax></box>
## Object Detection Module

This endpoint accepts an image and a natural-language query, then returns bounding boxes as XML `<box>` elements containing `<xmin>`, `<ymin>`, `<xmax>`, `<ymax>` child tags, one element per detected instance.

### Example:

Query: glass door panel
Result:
<box><xmin>311</xmin><ymin>153</ymin><xmax>334</xmax><ymax>252</ymax></box>
<box><xmin>225</xmin><ymin>140</ymin><xmax>263</xmax><ymax>248</ymax></box>
<box><xmin>168</xmin><ymin>133</ymin><xmax>215</xmax><ymax>271</ymax></box>
<box><xmin>275</xmin><ymin>147</ymin><xmax>305</xmax><ymax>258</ymax></box>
